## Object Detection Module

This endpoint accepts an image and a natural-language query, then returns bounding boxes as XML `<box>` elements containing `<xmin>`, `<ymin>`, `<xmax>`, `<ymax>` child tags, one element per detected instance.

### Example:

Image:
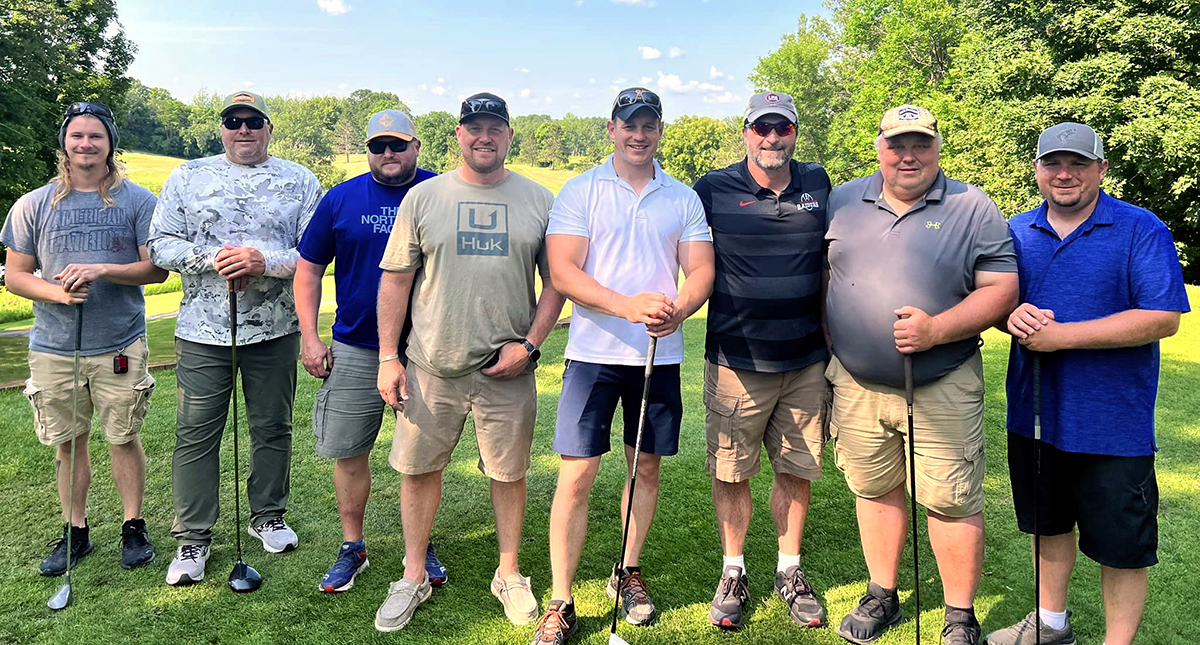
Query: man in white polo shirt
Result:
<box><xmin>531</xmin><ymin>87</ymin><xmax>715</xmax><ymax>645</ymax></box>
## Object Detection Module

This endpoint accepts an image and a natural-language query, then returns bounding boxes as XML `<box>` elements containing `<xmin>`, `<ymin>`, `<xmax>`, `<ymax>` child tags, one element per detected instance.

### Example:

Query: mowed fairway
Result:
<box><xmin>0</xmin><ymin>288</ymin><xmax>1197</xmax><ymax>644</ymax></box>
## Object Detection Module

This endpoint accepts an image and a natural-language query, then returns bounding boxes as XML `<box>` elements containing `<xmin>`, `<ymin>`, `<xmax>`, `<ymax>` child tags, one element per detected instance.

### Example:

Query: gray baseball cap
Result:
<box><xmin>744</xmin><ymin>91</ymin><xmax>797</xmax><ymax>124</ymax></box>
<box><xmin>366</xmin><ymin>109</ymin><xmax>416</xmax><ymax>142</ymax></box>
<box><xmin>1036</xmin><ymin>122</ymin><xmax>1105</xmax><ymax>160</ymax></box>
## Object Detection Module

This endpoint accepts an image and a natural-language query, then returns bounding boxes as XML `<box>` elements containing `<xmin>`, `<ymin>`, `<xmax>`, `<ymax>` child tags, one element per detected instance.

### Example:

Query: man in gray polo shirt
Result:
<box><xmin>824</xmin><ymin>104</ymin><xmax>1017</xmax><ymax>645</ymax></box>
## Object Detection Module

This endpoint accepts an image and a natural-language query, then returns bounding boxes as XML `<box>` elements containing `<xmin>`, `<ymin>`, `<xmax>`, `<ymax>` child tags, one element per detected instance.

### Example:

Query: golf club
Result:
<box><xmin>227</xmin><ymin>289</ymin><xmax>261</xmax><ymax>593</ymax></box>
<box><xmin>904</xmin><ymin>354</ymin><xmax>921</xmax><ymax>644</ymax></box>
<box><xmin>1033</xmin><ymin>354</ymin><xmax>1042</xmax><ymax>645</ymax></box>
<box><xmin>48</xmin><ymin>305</ymin><xmax>83</xmax><ymax>611</ymax></box>
<box><xmin>609</xmin><ymin>335</ymin><xmax>658</xmax><ymax>645</ymax></box>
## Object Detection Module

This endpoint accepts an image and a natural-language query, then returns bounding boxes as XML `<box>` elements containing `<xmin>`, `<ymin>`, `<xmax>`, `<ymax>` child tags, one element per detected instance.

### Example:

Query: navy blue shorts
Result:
<box><xmin>553</xmin><ymin>360</ymin><xmax>683</xmax><ymax>458</ymax></box>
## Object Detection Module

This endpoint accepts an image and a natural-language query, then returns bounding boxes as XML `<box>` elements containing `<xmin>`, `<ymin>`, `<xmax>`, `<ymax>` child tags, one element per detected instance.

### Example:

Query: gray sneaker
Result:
<box><xmin>165</xmin><ymin>544</ymin><xmax>209</xmax><ymax>586</ymax></box>
<box><xmin>248</xmin><ymin>518</ymin><xmax>298</xmax><ymax>553</ymax></box>
<box><xmin>374</xmin><ymin>576</ymin><xmax>433</xmax><ymax>632</ymax></box>
<box><xmin>985</xmin><ymin>610</ymin><xmax>1076</xmax><ymax>645</ymax></box>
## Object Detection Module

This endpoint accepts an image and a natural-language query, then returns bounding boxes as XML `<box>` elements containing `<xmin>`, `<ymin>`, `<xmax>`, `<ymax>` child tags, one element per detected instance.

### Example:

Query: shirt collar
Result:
<box><xmin>736</xmin><ymin>158</ymin><xmax>801</xmax><ymax>195</ymax></box>
<box><xmin>597</xmin><ymin>154</ymin><xmax>665</xmax><ymax>189</ymax></box>
<box><xmin>1029</xmin><ymin>189</ymin><xmax>1115</xmax><ymax>233</ymax></box>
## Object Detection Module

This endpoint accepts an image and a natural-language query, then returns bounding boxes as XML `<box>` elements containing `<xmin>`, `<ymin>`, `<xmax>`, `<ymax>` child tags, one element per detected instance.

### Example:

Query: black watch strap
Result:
<box><xmin>520</xmin><ymin>338</ymin><xmax>541</xmax><ymax>362</ymax></box>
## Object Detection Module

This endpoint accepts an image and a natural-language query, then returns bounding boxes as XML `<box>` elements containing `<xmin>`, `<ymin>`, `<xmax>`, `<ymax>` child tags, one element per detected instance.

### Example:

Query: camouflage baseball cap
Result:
<box><xmin>879</xmin><ymin>104</ymin><xmax>937</xmax><ymax>138</ymax></box>
<box><xmin>220</xmin><ymin>91</ymin><xmax>270</xmax><ymax>118</ymax></box>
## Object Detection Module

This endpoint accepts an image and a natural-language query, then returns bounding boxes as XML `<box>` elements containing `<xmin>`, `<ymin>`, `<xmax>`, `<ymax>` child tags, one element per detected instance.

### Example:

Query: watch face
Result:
<box><xmin>530</xmin><ymin>348</ymin><xmax>541</xmax><ymax>362</ymax></box>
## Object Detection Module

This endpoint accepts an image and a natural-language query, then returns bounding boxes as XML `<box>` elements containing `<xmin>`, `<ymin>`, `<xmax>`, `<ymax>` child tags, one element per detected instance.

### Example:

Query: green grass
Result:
<box><xmin>0</xmin><ymin>288</ymin><xmax>1196</xmax><ymax>643</ymax></box>
<box><xmin>334</xmin><ymin>154</ymin><xmax>579</xmax><ymax>195</ymax></box>
<box><xmin>118</xmin><ymin>151</ymin><xmax>186</xmax><ymax>195</ymax></box>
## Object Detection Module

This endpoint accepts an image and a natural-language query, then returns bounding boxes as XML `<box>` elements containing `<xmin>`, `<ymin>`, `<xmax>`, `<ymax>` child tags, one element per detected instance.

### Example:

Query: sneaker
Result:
<box><xmin>943</xmin><ymin>606</ymin><xmax>982</xmax><ymax>645</ymax></box>
<box><xmin>606</xmin><ymin>564</ymin><xmax>657</xmax><ymax>626</ymax></box>
<box><xmin>774</xmin><ymin>565</ymin><xmax>826</xmax><ymax>627</ymax></box>
<box><xmin>836</xmin><ymin>581</ymin><xmax>903</xmax><ymax>644</ymax></box>
<box><xmin>120</xmin><ymin>518</ymin><xmax>155</xmax><ymax>569</ymax></box>
<box><xmin>39</xmin><ymin>523</ymin><xmax>93</xmax><ymax>577</ymax></box>
<box><xmin>708</xmin><ymin>565</ymin><xmax>749</xmax><ymax>630</ymax></box>
<box><xmin>985</xmin><ymin>610</ymin><xmax>1077</xmax><ymax>645</ymax></box>
<box><xmin>374</xmin><ymin>575</ymin><xmax>432</xmax><ymax>632</ymax></box>
<box><xmin>531</xmin><ymin>599</ymin><xmax>579</xmax><ymax>645</ymax></box>
<box><xmin>425</xmin><ymin>542</ymin><xmax>448</xmax><ymax>586</ymax></box>
<box><xmin>491</xmin><ymin>569</ymin><xmax>539</xmax><ymax>625</ymax></box>
<box><xmin>248</xmin><ymin>517</ymin><xmax>298</xmax><ymax>553</ymax></box>
<box><xmin>319</xmin><ymin>540</ymin><xmax>369</xmax><ymax>593</ymax></box>
<box><xmin>165</xmin><ymin>544</ymin><xmax>209</xmax><ymax>586</ymax></box>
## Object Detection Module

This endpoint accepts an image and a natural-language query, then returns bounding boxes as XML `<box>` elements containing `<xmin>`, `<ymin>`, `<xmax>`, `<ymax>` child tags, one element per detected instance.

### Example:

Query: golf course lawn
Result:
<box><xmin>0</xmin><ymin>288</ymin><xmax>1197</xmax><ymax>644</ymax></box>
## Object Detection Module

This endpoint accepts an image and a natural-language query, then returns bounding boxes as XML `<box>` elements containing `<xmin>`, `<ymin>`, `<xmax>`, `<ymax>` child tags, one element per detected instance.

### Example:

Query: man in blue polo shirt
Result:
<box><xmin>693</xmin><ymin>91</ymin><xmax>832</xmax><ymax>631</ymax></box>
<box><xmin>294</xmin><ymin>109</ymin><xmax>439</xmax><ymax>593</ymax></box>
<box><xmin>987</xmin><ymin>123</ymin><xmax>1189</xmax><ymax>645</ymax></box>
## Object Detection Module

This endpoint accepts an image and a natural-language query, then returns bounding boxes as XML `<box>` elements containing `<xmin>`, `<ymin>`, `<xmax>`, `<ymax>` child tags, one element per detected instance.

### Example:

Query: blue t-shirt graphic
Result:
<box><xmin>298</xmin><ymin>169</ymin><xmax>436</xmax><ymax>350</ymax></box>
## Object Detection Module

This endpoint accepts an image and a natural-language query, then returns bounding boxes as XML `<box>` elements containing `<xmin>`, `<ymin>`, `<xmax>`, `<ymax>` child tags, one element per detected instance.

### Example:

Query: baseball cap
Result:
<box><xmin>366</xmin><ymin>109</ymin><xmax>416</xmax><ymax>142</ymax></box>
<box><xmin>1035</xmin><ymin>122</ymin><xmax>1105</xmax><ymax>160</ymax></box>
<box><xmin>220</xmin><ymin>91</ymin><xmax>270</xmax><ymax>119</ymax></box>
<box><xmin>879</xmin><ymin>104</ymin><xmax>938</xmax><ymax>138</ymax></box>
<box><xmin>58</xmin><ymin>101</ymin><xmax>119</xmax><ymax>150</ymax></box>
<box><xmin>744</xmin><ymin>92</ymin><xmax>797</xmax><ymax>124</ymax></box>
<box><xmin>611</xmin><ymin>87</ymin><xmax>662</xmax><ymax>122</ymax></box>
<box><xmin>460</xmin><ymin>92</ymin><xmax>510</xmax><ymax>125</ymax></box>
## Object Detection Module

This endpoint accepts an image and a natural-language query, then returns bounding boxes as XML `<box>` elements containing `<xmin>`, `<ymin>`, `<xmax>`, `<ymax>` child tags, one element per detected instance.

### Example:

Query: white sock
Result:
<box><xmin>1039</xmin><ymin>607</ymin><xmax>1067</xmax><ymax>631</ymax></box>
<box><xmin>777</xmin><ymin>551</ymin><xmax>800</xmax><ymax>573</ymax></box>
<box><xmin>722</xmin><ymin>554</ymin><xmax>745</xmax><ymax>573</ymax></box>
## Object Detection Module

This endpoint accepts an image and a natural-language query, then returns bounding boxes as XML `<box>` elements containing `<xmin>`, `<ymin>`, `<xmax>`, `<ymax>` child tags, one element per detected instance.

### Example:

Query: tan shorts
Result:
<box><xmin>704</xmin><ymin>361</ymin><xmax>830</xmax><ymax>483</ymax></box>
<box><xmin>826</xmin><ymin>353</ymin><xmax>985</xmax><ymax>518</ymax></box>
<box><xmin>23</xmin><ymin>337</ymin><xmax>156</xmax><ymax>447</ymax></box>
<box><xmin>388</xmin><ymin>362</ymin><xmax>536</xmax><ymax>482</ymax></box>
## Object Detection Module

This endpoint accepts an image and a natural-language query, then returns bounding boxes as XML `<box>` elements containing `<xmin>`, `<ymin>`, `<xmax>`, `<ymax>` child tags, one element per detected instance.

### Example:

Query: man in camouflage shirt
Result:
<box><xmin>148</xmin><ymin>91</ymin><xmax>322</xmax><ymax>586</ymax></box>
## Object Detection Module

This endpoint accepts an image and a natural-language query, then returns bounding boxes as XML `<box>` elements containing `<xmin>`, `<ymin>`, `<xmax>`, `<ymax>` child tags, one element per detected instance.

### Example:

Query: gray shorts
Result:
<box><xmin>313</xmin><ymin>340</ymin><xmax>388</xmax><ymax>459</ymax></box>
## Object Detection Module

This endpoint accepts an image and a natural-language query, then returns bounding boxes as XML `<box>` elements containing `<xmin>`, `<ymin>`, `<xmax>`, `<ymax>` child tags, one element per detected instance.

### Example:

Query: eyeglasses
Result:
<box><xmin>747</xmin><ymin>121</ymin><xmax>796</xmax><ymax>137</ymax></box>
<box><xmin>615</xmin><ymin>88</ymin><xmax>661</xmax><ymax>109</ymax></box>
<box><xmin>463</xmin><ymin>97</ymin><xmax>506</xmax><ymax>114</ymax></box>
<box><xmin>222</xmin><ymin>116</ymin><xmax>268</xmax><ymax>131</ymax></box>
<box><xmin>367</xmin><ymin>138</ymin><xmax>409</xmax><ymax>155</ymax></box>
<box><xmin>65</xmin><ymin>101</ymin><xmax>114</xmax><ymax>120</ymax></box>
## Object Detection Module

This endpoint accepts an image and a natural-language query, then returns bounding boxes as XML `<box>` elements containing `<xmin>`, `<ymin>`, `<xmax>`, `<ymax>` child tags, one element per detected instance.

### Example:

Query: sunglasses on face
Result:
<box><xmin>615</xmin><ymin>89</ymin><xmax>661</xmax><ymax>109</ymax></box>
<box><xmin>222</xmin><ymin>116</ymin><xmax>268</xmax><ymax>130</ymax></box>
<box><xmin>65</xmin><ymin>101</ymin><xmax>114</xmax><ymax>120</ymax></box>
<box><xmin>747</xmin><ymin>121</ymin><xmax>796</xmax><ymax>137</ymax></box>
<box><xmin>367</xmin><ymin>138</ymin><xmax>409</xmax><ymax>155</ymax></box>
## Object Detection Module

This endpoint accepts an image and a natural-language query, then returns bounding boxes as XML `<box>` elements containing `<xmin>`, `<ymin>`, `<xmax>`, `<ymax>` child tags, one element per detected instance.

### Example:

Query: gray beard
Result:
<box><xmin>751</xmin><ymin>149</ymin><xmax>792</xmax><ymax>171</ymax></box>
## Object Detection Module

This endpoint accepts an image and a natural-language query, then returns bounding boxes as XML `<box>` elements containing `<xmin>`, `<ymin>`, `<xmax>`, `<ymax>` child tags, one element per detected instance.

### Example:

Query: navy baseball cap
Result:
<box><xmin>460</xmin><ymin>92</ymin><xmax>510</xmax><ymax>125</ymax></box>
<box><xmin>611</xmin><ymin>87</ymin><xmax>662</xmax><ymax>122</ymax></box>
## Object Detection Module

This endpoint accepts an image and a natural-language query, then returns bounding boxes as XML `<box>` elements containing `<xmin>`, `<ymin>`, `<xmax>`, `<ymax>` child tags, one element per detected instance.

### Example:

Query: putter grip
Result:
<box><xmin>75</xmin><ymin>305</ymin><xmax>83</xmax><ymax>351</ymax></box>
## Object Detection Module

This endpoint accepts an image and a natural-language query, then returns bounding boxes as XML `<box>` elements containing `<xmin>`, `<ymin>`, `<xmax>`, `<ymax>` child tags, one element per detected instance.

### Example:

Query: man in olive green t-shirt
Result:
<box><xmin>372</xmin><ymin>92</ymin><xmax>565</xmax><ymax>634</ymax></box>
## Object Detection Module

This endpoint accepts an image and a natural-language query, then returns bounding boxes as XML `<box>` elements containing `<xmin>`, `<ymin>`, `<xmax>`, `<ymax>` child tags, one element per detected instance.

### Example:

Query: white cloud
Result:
<box><xmin>704</xmin><ymin>92</ymin><xmax>739</xmax><ymax>104</ymax></box>
<box><xmin>437</xmin><ymin>78</ymin><xmax>444</xmax><ymax>83</ymax></box>
<box><xmin>640</xmin><ymin>76</ymin><xmax>653</xmax><ymax>85</ymax></box>
<box><xmin>668</xmin><ymin>47</ymin><xmax>684</xmax><ymax>58</ymax></box>
<box><xmin>575</xmin><ymin>0</ymin><xmax>584</xmax><ymax>6</ymax></box>
<box><xmin>419</xmin><ymin>83</ymin><xmax>428</xmax><ymax>90</ymax></box>
<box><xmin>611</xmin><ymin>0</ymin><xmax>656</xmax><ymax>5</ymax></box>
<box><xmin>655</xmin><ymin>71</ymin><xmax>723</xmax><ymax>93</ymax></box>
<box><xmin>545</xmin><ymin>96</ymin><xmax>552</xmax><ymax>102</ymax></box>
<box><xmin>612</xmin><ymin>77</ymin><xmax>627</xmax><ymax>84</ymax></box>
<box><xmin>430</xmin><ymin>86</ymin><xmax>447</xmax><ymax>96</ymax></box>
<box><xmin>709</xmin><ymin>65</ymin><xmax>724</xmax><ymax>79</ymax></box>
<box><xmin>242</xmin><ymin>80</ymin><xmax>254</xmax><ymax>88</ymax></box>
<box><xmin>573</xmin><ymin>91</ymin><xmax>582</xmax><ymax>98</ymax></box>
<box><xmin>316</xmin><ymin>0</ymin><xmax>351</xmax><ymax>15</ymax></box>
<box><xmin>609</xmin><ymin>85</ymin><xmax>620</xmax><ymax>92</ymax></box>
<box><xmin>514</xmin><ymin>67</ymin><xmax>529</xmax><ymax>73</ymax></box>
<box><xmin>520</xmin><ymin>88</ymin><xmax>531</xmax><ymax>98</ymax></box>
<box><xmin>589</xmin><ymin>78</ymin><xmax>597</xmax><ymax>84</ymax></box>
<box><xmin>638</xmin><ymin>46</ymin><xmax>661</xmax><ymax>60</ymax></box>
<box><xmin>337</xmin><ymin>83</ymin><xmax>347</xmax><ymax>89</ymax></box>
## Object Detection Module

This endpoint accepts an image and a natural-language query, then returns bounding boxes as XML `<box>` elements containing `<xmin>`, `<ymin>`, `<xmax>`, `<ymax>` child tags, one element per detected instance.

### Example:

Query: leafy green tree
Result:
<box><xmin>535</xmin><ymin>122</ymin><xmax>568</xmax><ymax>168</ymax></box>
<box><xmin>414</xmin><ymin>110</ymin><xmax>457</xmax><ymax>174</ymax></box>
<box><xmin>658</xmin><ymin>115</ymin><xmax>732</xmax><ymax>185</ymax></box>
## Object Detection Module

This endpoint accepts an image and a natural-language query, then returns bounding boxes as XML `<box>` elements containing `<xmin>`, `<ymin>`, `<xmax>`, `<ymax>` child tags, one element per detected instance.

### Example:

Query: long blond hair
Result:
<box><xmin>50</xmin><ymin>148</ymin><xmax>127</xmax><ymax>209</ymax></box>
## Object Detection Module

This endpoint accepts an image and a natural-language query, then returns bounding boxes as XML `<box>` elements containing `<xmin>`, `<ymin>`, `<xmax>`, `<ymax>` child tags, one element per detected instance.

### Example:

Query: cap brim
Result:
<box><xmin>220</xmin><ymin>106</ymin><xmax>268</xmax><ymax>118</ymax></box>
<box><xmin>612</xmin><ymin>104</ymin><xmax>662</xmax><ymax>122</ymax></box>
<box><xmin>366</xmin><ymin>131</ymin><xmax>416</xmax><ymax>142</ymax></box>
<box><xmin>1035</xmin><ymin>147</ymin><xmax>1103</xmax><ymax>161</ymax></box>
<box><xmin>745</xmin><ymin>107</ymin><xmax>797</xmax><ymax>124</ymax></box>
<box><xmin>881</xmin><ymin>126</ymin><xmax>937</xmax><ymax>138</ymax></box>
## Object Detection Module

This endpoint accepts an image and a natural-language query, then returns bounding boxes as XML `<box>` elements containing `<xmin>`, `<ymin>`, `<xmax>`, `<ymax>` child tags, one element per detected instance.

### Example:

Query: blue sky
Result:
<box><xmin>119</xmin><ymin>0</ymin><xmax>827</xmax><ymax>120</ymax></box>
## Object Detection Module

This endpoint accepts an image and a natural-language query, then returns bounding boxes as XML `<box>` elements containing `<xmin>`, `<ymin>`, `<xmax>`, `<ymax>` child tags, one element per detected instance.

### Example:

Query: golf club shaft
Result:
<box><xmin>65</xmin><ymin>306</ymin><xmax>83</xmax><ymax>591</ymax></box>
<box><xmin>904</xmin><ymin>354</ymin><xmax>920</xmax><ymax>644</ymax></box>
<box><xmin>610</xmin><ymin>335</ymin><xmax>658</xmax><ymax>635</ymax></box>
<box><xmin>1033</xmin><ymin>354</ymin><xmax>1042</xmax><ymax>645</ymax></box>
<box><xmin>230</xmin><ymin>290</ymin><xmax>244</xmax><ymax>560</ymax></box>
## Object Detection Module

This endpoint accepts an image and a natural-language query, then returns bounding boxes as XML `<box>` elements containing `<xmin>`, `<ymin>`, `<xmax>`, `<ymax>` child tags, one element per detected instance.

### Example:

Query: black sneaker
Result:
<box><xmin>120</xmin><ymin>518</ymin><xmax>155</xmax><ymax>569</ymax></box>
<box><xmin>39</xmin><ymin>523</ymin><xmax>93</xmax><ymax>577</ymax></box>
<box><xmin>774</xmin><ymin>565</ymin><xmax>826</xmax><ymax>627</ymax></box>
<box><xmin>531</xmin><ymin>599</ymin><xmax>579</xmax><ymax>645</ymax></box>
<box><xmin>707</xmin><ymin>565</ymin><xmax>749</xmax><ymax>630</ymax></box>
<box><xmin>606</xmin><ymin>564</ymin><xmax>657</xmax><ymax>626</ymax></box>
<box><xmin>837</xmin><ymin>582</ymin><xmax>903</xmax><ymax>644</ymax></box>
<box><xmin>942</xmin><ymin>606</ymin><xmax>982</xmax><ymax>645</ymax></box>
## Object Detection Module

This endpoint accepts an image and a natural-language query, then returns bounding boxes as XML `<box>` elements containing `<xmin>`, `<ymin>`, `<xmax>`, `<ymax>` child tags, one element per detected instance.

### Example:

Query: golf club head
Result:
<box><xmin>228</xmin><ymin>559</ymin><xmax>262</xmax><ymax>593</ymax></box>
<box><xmin>47</xmin><ymin>582</ymin><xmax>71</xmax><ymax>610</ymax></box>
<box><xmin>608</xmin><ymin>633</ymin><xmax>630</xmax><ymax>645</ymax></box>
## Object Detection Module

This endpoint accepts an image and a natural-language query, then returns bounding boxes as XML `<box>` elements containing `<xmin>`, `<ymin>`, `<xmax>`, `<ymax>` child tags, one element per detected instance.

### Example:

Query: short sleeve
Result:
<box><xmin>547</xmin><ymin>180</ymin><xmax>588</xmax><ymax>237</ymax></box>
<box><xmin>379</xmin><ymin>191</ymin><xmax>423</xmax><ymax>272</ymax></box>
<box><xmin>134</xmin><ymin>189</ymin><xmax>156</xmax><ymax>247</ymax></box>
<box><xmin>679</xmin><ymin>189</ymin><xmax>712</xmax><ymax>243</ymax></box>
<box><xmin>0</xmin><ymin>192</ymin><xmax>38</xmax><ymax>256</ymax></box>
<box><xmin>692</xmin><ymin>176</ymin><xmax>714</xmax><ymax>221</ymax></box>
<box><xmin>1130</xmin><ymin>217</ymin><xmax>1191</xmax><ymax>313</ymax></box>
<box><xmin>971</xmin><ymin>198</ymin><xmax>1017</xmax><ymax>273</ymax></box>
<box><xmin>298</xmin><ymin>189</ymin><xmax>337</xmax><ymax>265</ymax></box>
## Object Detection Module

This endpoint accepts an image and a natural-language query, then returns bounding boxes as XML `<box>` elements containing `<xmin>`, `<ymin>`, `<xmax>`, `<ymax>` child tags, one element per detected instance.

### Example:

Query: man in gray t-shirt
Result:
<box><xmin>824</xmin><ymin>105</ymin><xmax>1017</xmax><ymax>645</ymax></box>
<box><xmin>1</xmin><ymin>101</ymin><xmax>167</xmax><ymax>576</ymax></box>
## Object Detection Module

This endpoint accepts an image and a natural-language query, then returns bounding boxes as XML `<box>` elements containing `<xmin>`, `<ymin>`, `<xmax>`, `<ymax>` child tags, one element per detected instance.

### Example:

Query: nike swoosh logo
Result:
<box><xmin>739</xmin><ymin>200</ymin><xmax>756</xmax><ymax>206</ymax></box>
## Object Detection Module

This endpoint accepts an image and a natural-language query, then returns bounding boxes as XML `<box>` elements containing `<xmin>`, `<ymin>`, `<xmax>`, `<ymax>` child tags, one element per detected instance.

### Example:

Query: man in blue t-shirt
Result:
<box><xmin>295</xmin><ymin>109</ymin><xmax>437</xmax><ymax>593</ymax></box>
<box><xmin>989</xmin><ymin>123</ymin><xmax>1190</xmax><ymax>645</ymax></box>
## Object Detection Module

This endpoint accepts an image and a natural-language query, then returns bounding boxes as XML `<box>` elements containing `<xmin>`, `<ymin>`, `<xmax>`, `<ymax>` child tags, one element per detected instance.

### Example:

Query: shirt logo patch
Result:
<box><xmin>739</xmin><ymin>199</ymin><xmax>756</xmax><ymax>207</ymax></box>
<box><xmin>378</xmin><ymin>113</ymin><xmax>395</xmax><ymax>128</ymax></box>
<box><xmin>799</xmin><ymin>193</ymin><xmax>820</xmax><ymax>211</ymax></box>
<box><xmin>457</xmin><ymin>201</ymin><xmax>509</xmax><ymax>256</ymax></box>
<box><xmin>925</xmin><ymin>220</ymin><xmax>942</xmax><ymax>230</ymax></box>
<box><xmin>766</xmin><ymin>93</ymin><xmax>782</xmax><ymax>104</ymax></box>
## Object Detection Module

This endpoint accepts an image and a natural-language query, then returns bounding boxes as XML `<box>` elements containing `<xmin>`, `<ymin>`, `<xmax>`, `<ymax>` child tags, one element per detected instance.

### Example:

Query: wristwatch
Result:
<box><xmin>520</xmin><ymin>338</ymin><xmax>541</xmax><ymax>362</ymax></box>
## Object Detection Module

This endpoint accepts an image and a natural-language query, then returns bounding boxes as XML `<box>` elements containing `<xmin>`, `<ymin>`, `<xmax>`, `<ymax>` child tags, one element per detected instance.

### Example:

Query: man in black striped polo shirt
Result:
<box><xmin>692</xmin><ymin>91</ymin><xmax>832</xmax><ymax>631</ymax></box>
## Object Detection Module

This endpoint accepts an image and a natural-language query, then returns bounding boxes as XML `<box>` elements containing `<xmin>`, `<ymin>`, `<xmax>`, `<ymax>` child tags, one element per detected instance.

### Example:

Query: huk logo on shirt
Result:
<box><xmin>457</xmin><ymin>202</ymin><xmax>509</xmax><ymax>256</ymax></box>
<box><xmin>799</xmin><ymin>193</ymin><xmax>820</xmax><ymax>211</ymax></box>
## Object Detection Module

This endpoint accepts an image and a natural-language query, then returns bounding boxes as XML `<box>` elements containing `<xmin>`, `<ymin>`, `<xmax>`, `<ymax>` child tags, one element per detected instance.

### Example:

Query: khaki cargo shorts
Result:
<box><xmin>826</xmin><ymin>353</ymin><xmax>985</xmax><ymax>518</ymax></box>
<box><xmin>23</xmin><ymin>337</ymin><xmax>156</xmax><ymax>447</ymax></box>
<box><xmin>704</xmin><ymin>361</ymin><xmax>830</xmax><ymax>483</ymax></box>
<box><xmin>389</xmin><ymin>362</ymin><xmax>536</xmax><ymax>482</ymax></box>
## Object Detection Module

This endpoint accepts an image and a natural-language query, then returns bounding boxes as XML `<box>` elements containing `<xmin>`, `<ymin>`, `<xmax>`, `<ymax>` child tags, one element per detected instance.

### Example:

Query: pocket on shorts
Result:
<box><xmin>23</xmin><ymin>380</ymin><xmax>50</xmax><ymax>443</ymax></box>
<box><xmin>128</xmin><ymin>374</ymin><xmax>156</xmax><ymax>434</ymax></box>
<box><xmin>703</xmin><ymin>379</ymin><xmax>742</xmax><ymax>455</ymax></box>
<box><xmin>312</xmin><ymin>387</ymin><xmax>330</xmax><ymax>443</ymax></box>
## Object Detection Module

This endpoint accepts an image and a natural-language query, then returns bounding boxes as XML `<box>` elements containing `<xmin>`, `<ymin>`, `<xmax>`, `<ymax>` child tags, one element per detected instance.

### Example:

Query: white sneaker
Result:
<box><xmin>248</xmin><ymin>518</ymin><xmax>298</xmax><ymax>553</ymax></box>
<box><xmin>166</xmin><ymin>544</ymin><xmax>209</xmax><ymax>585</ymax></box>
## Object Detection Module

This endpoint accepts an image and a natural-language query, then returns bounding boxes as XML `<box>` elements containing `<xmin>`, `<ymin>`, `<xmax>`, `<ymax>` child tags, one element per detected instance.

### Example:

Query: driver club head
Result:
<box><xmin>47</xmin><ymin>581</ymin><xmax>72</xmax><ymax>610</ymax></box>
<box><xmin>228</xmin><ymin>559</ymin><xmax>262</xmax><ymax>593</ymax></box>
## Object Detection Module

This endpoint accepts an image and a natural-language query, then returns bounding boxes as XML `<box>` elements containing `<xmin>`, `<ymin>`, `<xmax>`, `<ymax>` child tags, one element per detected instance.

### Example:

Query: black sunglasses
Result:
<box><xmin>615</xmin><ymin>88</ymin><xmax>661</xmax><ymax>109</ymax></box>
<box><xmin>367</xmin><ymin>138</ymin><xmax>409</xmax><ymax>155</ymax></box>
<box><xmin>463</xmin><ymin>98</ymin><xmax>505</xmax><ymax>114</ymax></box>
<box><xmin>65</xmin><ymin>101</ymin><xmax>115</xmax><ymax>120</ymax></box>
<box><xmin>222</xmin><ymin>116</ymin><xmax>268</xmax><ymax>131</ymax></box>
<box><xmin>747</xmin><ymin>121</ymin><xmax>796</xmax><ymax>137</ymax></box>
